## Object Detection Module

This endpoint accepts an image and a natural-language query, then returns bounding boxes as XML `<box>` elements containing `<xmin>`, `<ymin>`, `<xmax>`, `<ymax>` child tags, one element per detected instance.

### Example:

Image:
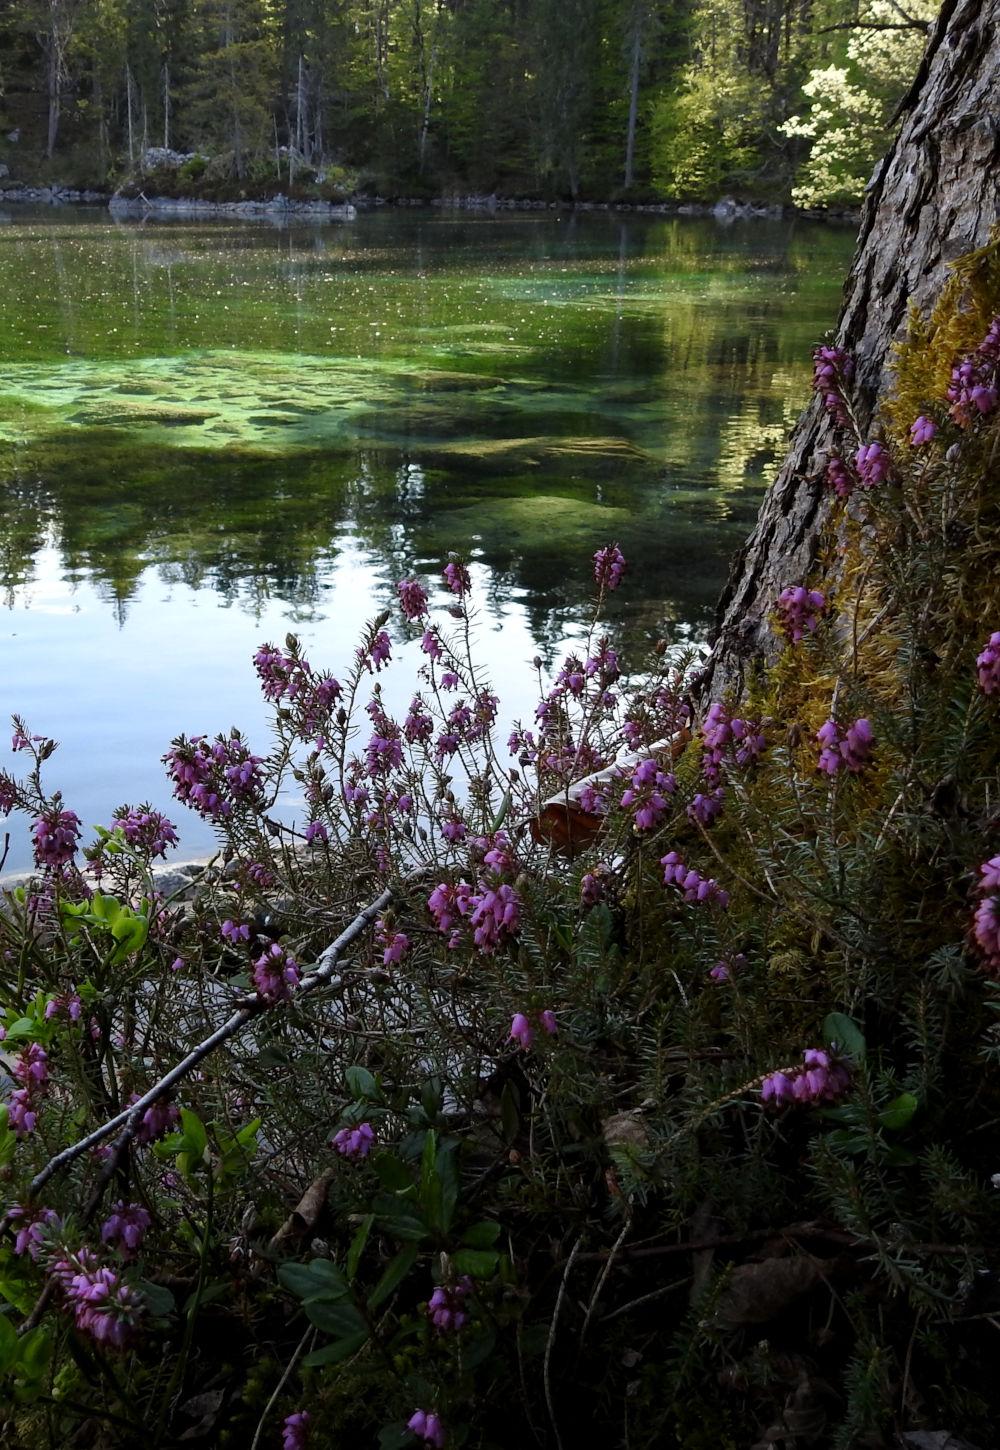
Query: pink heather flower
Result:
<box><xmin>405</xmin><ymin>697</ymin><xmax>434</xmax><ymax>744</ymax></box>
<box><xmin>282</xmin><ymin>1411</ymin><xmax>311</xmax><ymax>1450</ymax></box>
<box><xmin>135</xmin><ymin>1097</ymin><xmax>180</xmax><ymax>1144</ymax></box>
<box><xmin>854</xmin><ymin>441</ymin><xmax>890</xmax><ymax>487</ymax></box>
<box><xmin>222</xmin><ymin>919</ymin><xmax>251</xmax><ymax>944</ymax></box>
<box><xmin>976</xmin><ymin>632</ymin><xmax>1000</xmax><ymax>694</ymax></box>
<box><xmin>580</xmin><ymin>867</ymin><xmax>608</xmax><ymax>908</ymax></box>
<box><xmin>816</xmin><ymin>718</ymin><xmax>873</xmax><ymax>774</ymax></box>
<box><xmin>540</xmin><ymin>1009</ymin><xmax>558</xmax><ymax>1035</ymax></box>
<box><xmin>304</xmin><ymin>819</ymin><xmax>328</xmax><ymax>845</ymax></box>
<box><xmin>367</xmin><ymin>631</ymin><xmax>392</xmax><ymax>672</ymax></box>
<box><xmin>31</xmin><ymin>808</ymin><xmax>81</xmax><ymax>871</ymax></box>
<box><xmin>469</xmin><ymin>884</ymin><xmax>521</xmax><ymax>950</ymax></box>
<box><xmin>421</xmin><ymin>629</ymin><xmax>443</xmax><ymax>662</ymax></box>
<box><xmin>686</xmin><ymin>789</ymin><xmax>724</xmax><ymax>827</ymax></box>
<box><xmin>441</xmin><ymin>816</ymin><xmax>467</xmax><ymax>843</ymax></box>
<box><xmin>45</xmin><ymin>993</ymin><xmax>83</xmax><ymax>1022</ymax></box>
<box><xmin>761</xmin><ymin>1048</ymin><xmax>851</xmax><ymax>1107</ymax></box>
<box><xmin>444</xmin><ymin>558</ymin><xmax>471</xmax><ymax>597</ymax></box>
<box><xmin>378</xmin><ymin>924</ymin><xmax>410</xmax><ymax>966</ymax></box>
<box><xmin>710</xmin><ymin>953</ymin><xmax>746</xmax><ymax>982</ymax></box>
<box><xmin>593</xmin><ymin>543</ymin><xmax>626</xmax><ymax>591</ymax></box>
<box><xmin>9</xmin><ymin>1205</ymin><xmax>62</xmax><ymax>1259</ymax></box>
<box><xmin>101</xmin><ymin>1201</ymin><xmax>151</xmax><ymax>1258</ymax></box>
<box><xmin>428</xmin><ymin>880</ymin><xmax>472</xmax><ymax>935</ymax></box>
<box><xmin>620</xmin><ymin>758</ymin><xmax>676</xmax><ymax>832</ymax></box>
<box><xmin>63</xmin><ymin>1258</ymin><xmax>145</xmax><ymax>1348</ymax></box>
<box><xmin>577</xmin><ymin>783</ymin><xmax>607</xmax><ymax>815</ymax></box>
<box><xmin>775</xmin><ymin>586</ymin><xmax>826</xmax><ymax>644</ymax></box>
<box><xmin>948</xmin><ymin>326</ymin><xmax>1000</xmax><ymax>426</ymax></box>
<box><xmin>428</xmin><ymin>1276</ymin><xmax>473</xmax><ymax>1334</ymax></box>
<box><xmin>509</xmin><ymin>1013</ymin><xmax>533</xmax><ymax>1050</ymax></box>
<box><xmin>331</xmin><ymin>1122</ymin><xmax>374</xmax><ymax>1160</ymax></box>
<box><xmin>253</xmin><ymin>944</ymin><xmax>300</xmax><ymax>1002</ymax></box>
<box><xmin>440</xmin><ymin>671</ymin><xmax>460</xmax><ymax>691</ymax></box>
<box><xmin>980</xmin><ymin>856</ymin><xmax>1000</xmax><ymax>893</ymax></box>
<box><xmin>397</xmin><ymin>578</ymin><xmax>429</xmax><ymax>621</ymax></box>
<box><xmin>112</xmin><ymin>806</ymin><xmax>179</xmax><ymax>859</ymax></box>
<box><xmin>909</xmin><ymin>415</ymin><xmax>937</xmax><ymax>445</ymax></box>
<box><xmin>408</xmin><ymin>1411</ymin><xmax>445</xmax><ymax>1449</ymax></box>
<box><xmin>811</xmin><ymin>344</ymin><xmax>854</xmax><ymax>425</ymax></box>
<box><xmin>825</xmin><ymin>455</ymin><xmax>853</xmax><ymax>498</ymax></box>
<box><xmin>660</xmin><ymin>851</ymin><xmax>729</xmax><ymax>907</ymax></box>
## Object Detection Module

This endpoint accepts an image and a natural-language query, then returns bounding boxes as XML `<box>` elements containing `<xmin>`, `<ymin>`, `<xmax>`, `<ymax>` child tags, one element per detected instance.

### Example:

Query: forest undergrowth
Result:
<box><xmin>3</xmin><ymin>239</ymin><xmax>1000</xmax><ymax>1449</ymax></box>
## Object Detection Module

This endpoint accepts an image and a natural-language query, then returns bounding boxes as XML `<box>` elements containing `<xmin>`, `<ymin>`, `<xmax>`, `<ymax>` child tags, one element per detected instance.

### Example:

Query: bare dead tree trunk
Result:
<box><xmin>699</xmin><ymin>0</ymin><xmax>1000</xmax><ymax>704</ymax></box>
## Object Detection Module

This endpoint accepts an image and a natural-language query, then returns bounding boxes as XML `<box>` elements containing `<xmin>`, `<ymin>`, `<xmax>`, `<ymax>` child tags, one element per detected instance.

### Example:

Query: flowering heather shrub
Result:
<box><xmin>6</xmin><ymin>256</ymin><xmax>1000</xmax><ymax>1448</ymax></box>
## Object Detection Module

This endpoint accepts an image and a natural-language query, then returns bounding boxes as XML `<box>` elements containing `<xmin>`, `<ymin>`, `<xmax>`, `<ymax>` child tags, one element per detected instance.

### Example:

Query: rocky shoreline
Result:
<box><xmin>0</xmin><ymin>180</ymin><xmax>859</xmax><ymax>226</ymax></box>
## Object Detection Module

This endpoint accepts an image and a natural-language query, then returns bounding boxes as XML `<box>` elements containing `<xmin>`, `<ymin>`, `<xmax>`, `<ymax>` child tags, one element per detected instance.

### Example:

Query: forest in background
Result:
<box><xmin>0</xmin><ymin>0</ymin><xmax>937</xmax><ymax>208</ymax></box>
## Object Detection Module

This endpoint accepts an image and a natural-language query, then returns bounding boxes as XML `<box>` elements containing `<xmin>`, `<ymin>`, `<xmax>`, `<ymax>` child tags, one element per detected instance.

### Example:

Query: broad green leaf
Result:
<box><xmin>347</xmin><ymin>1215</ymin><xmax>374</xmax><ymax>1281</ymax></box>
<box><xmin>463</xmin><ymin>1330</ymin><xmax>497</xmax><ymax>1370</ymax></box>
<box><xmin>303</xmin><ymin>1330</ymin><xmax>369</xmax><ymax>1368</ymax></box>
<box><xmin>374</xmin><ymin>1154</ymin><xmax>414</xmax><ymax>1194</ymax></box>
<box><xmin>367</xmin><ymin>1242</ymin><xmax>418</xmax><ymax>1311</ymax></box>
<box><xmin>449</xmin><ymin>1248</ymin><xmax>499</xmax><ymax>1279</ymax></box>
<box><xmin>278</xmin><ymin>1259</ymin><xmax>348</xmax><ymax>1301</ymax></box>
<box><xmin>345</xmin><ymin>1065</ymin><xmax>379</xmax><ymax>1101</ymax></box>
<box><xmin>137</xmin><ymin>1280</ymin><xmax>176</xmax><ymax>1318</ymax></box>
<box><xmin>879</xmin><ymin>1092</ymin><xmax>918</xmax><ymax>1131</ymax></box>
<box><xmin>305</xmin><ymin>1298</ymin><xmax>368</xmax><ymax>1337</ymax></box>
<box><xmin>0</xmin><ymin>1313</ymin><xmax>18</xmax><ymax>1371</ymax></box>
<box><xmin>461</xmin><ymin>1221</ymin><xmax>501</xmax><ymax>1250</ymax></box>
<box><xmin>823</xmin><ymin>1012</ymin><xmax>866</xmax><ymax>1061</ymax></box>
<box><xmin>179</xmin><ymin>1107</ymin><xmax>208</xmax><ymax>1158</ymax></box>
<box><xmin>420</xmin><ymin>1077</ymin><xmax>443</xmax><ymax>1121</ymax></box>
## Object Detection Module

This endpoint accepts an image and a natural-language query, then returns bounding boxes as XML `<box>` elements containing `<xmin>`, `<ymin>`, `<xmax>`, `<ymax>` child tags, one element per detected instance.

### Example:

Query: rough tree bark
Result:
<box><xmin>699</xmin><ymin>0</ymin><xmax>1000</xmax><ymax>703</ymax></box>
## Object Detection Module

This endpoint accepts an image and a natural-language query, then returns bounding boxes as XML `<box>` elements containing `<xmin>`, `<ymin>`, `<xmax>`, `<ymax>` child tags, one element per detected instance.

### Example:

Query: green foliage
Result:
<box><xmin>4</xmin><ymin>238</ymin><xmax>1000</xmax><ymax>1444</ymax></box>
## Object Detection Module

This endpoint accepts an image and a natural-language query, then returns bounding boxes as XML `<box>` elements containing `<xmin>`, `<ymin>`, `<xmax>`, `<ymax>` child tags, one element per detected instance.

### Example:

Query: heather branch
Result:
<box><xmin>7</xmin><ymin>886</ymin><xmax>395</xmax><ymax>1213</ymax></box>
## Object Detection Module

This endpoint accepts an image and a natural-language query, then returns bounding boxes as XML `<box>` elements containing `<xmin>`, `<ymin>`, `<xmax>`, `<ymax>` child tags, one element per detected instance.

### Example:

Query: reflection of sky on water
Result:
<box><xmin>2</xmin><ymin>548</ymin><xmax>574</xmax><ymax>874</ymax></box>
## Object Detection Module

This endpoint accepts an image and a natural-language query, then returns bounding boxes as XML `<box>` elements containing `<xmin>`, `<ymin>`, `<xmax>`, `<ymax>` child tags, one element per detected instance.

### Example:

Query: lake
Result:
<box><xmin>0</xmin><ymin>205</ymin><xmax>855</xmax><ymax>874</ymax></box>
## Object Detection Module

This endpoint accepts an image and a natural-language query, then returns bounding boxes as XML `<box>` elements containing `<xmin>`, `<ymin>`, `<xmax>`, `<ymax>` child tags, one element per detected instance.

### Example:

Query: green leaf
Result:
<box><xmin>347</xmin><ymin>1215</ymin><xmax>374</xmax><ymax>1281</ymax></box>
<box><xmin>449</xmin><ymin>1248</ymin><xmax>499</xmax><ymax>1279</ymax></box>
<box><xmin>462</xmin><ymin>1330</ymin><xmax>497</xmax><ymax>1370</ymax></box>
<box><xmin>303</xmin><ymin>1330</ymin><xmax>369</xmax><ymax>1368</ymax></box>
<box><xmin>305</xmin><ymin>1298</ymin><xmax>368</xmax><ymax>1337</ymax></box>
<box><xmin>367</xmin><ymin>1243</ymin><xmax>418</xmax><ymax>1311</ymax></box>
<box><xmin>178</xmin><ymin>1107</ymin><xmax>208</xmax><ymax>1158</ymax></box>
<box><xmin>420</xmin><ymin>1076</ymin><xmax>443</xmax><ymax>1121</ymax></box>
<box><xmin>137</xmin><ymin>1281</ymin><xmax>176</xmax><ymax>1318</ymax></box>
<box><xmin>377</xmin><ymin>1422</ymin><xmax>415</xmax><ymax>1450</ymax></box>
<box><xmin>374</xmin><ymin>1154</ymin><xmax>414</xmax><ymax>1194</ymax></box>
<box><xmin>879</xmin><ymin>1092</ymin><xmax>918</xmax><ymax>1131</ymax></box>
<box><xmin>823</xmin><ymin>1012</ymin><xmax>866</xmax><ymax>1061</ymax></box>
<box><xmin>345</xmin><ymin>1065</ymin><xmax>379</xmax><ymax>1102</ymax></box>
<box><xmin>16</xmin><ymin>1325</ymin><xmax>51</xmax><ymax>1378</ymax></box>
<box><xmin>461</xmin><ymin>1221</ymin><xmax>501</xmax><ymax>1249</ymax></box>
<box><xmin>0</xmin><ymin>1313</ymin><xmax>18</xmax><ymax>1371</ymax></box>
<box><xmin>278</xmin><ymin>1259</ymin><xmax>348</xmax><ymax>1301</ymax></box>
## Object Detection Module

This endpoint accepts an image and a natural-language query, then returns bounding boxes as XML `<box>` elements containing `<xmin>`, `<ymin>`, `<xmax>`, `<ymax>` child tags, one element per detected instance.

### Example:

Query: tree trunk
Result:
<box><xmin>699</xmin><ymin>0</ymin><xmax>1000</xmax><ymax>704</ymax></box>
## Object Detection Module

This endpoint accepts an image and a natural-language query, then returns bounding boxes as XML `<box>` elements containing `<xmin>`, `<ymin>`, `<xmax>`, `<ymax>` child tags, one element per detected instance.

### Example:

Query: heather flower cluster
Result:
<box><xmin>972</xmin><ymin>855</ymin><xmax>1000</xmax><ymax>977</ymax></box>
<box><xmin>253</xmin><ymin>641</ymin><xmax>341</xmax><ymax>742</ymax></box>
<box><xmin>8</xmin><ymin>1205</ymin><xmax>61</xmax><ymax>1260</ymax></box>
<box><xmin>50</xmin><ymin>1246</ymin><xmax>146</xmax><ymax>1348</ymax></box>
<box><xmin>811</xmin><ymin>343</ymin><xmax>854</xmax><ymax>426</ymax></box>
<box><xmin>775</xmin><ymin>586</ymin><xmax>826</xmax><ymax>643</ymax></box>
<box><xmin>700</xmin><ymin>701</ymin><xmax>766</xmax><ymax>783</ymax></box>
<box><xmin>593</xmin><ymin>543</ymin><xmax>626</xmax><ymax>592</ymax></box>
<box><xmin>331</xmin><ymin>1122</ymin><xmax>374</xmax><ymax>1160</ymax></box>
<box><xmin>509</xmin><ymin>1009</ymin><xmax>557</xmax><ymax>1050</ymax></box>
<box><xmin>854</xmin><ymin>440</ymin><xmax>891</xmax><ymax>487</ymax></box>
<box><xmin>661</xmin><ymin>851</ymin><xmax>729</xmax><ymax>907</ymax></box>
<box><xmin>760</xmin><ymin>1048</ymin><xmax>852</xmax><ymax>1106</ymax></box>
<box><xmin>408</xmin><ymin>1410</ymin><xmax>445</xmax><ymax>1448</ymax></box>
<box><xmin>976</xmin><ymin>631</ymin><xmax>1000</xmax><ymax>695</ymax></box>
<box><xmin>909</xmin><ymin>414</ymin><xmax>937</xmax><ymax>446</ymax></box>
<box><xmin>825</xmin><ymin>455</ymin><xmax>852</xmax><ymax>498</ymax></box>
<box><xmin>620</xmin><ymin>757</ymin><xmax>676</xmax><ymax>831</ymax></box>
<box><xmin>427</xmin><ymin>1275</ymin><xmax>473</xmax><ymax>1333</ymax></box>
<box><xmin>253</xmin><ymin>943</ymin><xmax>300</xmax><ymax>1002</ymax></box>
<box><xmin>31</xmin><ymin>806</ymin><xmax>81</xmax><ymax>871</ymax></box>
<box><xmin>101</xmin><ymin>1201</ymin><xmax>152</xmax><ymax>1258</ymax></box>
<box><xmin>428</xmin><ymin>833</ymin><xmax>522</xmax><ymax>953</ymax></box>
<box><xmin>282</xmin><ymin>1411</ymin><xmax>311</xmax><ymax>1450</ymax></box>
<box><xmin>111</xmin><ymin>805</ymin><xmax>179</xmax><ymax>859</ymax></box>
<box><xmin>163</xmin><ymin>732</ymin><xmax>265</xmax><ymax>821</ymax></box>
<box><xmin>947</xmin><ymin>317</ymin><xmax>1000</xmax><ymax>426</ymax></box>
<box><xmin>397</xmin><ymin>576</ymin><xmax>429</xmax><ymax>621</ymax></box>
<box><xmin>816</xmin><ymin>717</ymin><xmax>874</xmax><ymax>775</ymax></box>
<box><xmin>8</xmin><ymin>1042</ymin><xmax>48</xmax><ymax>1135</ymax></box>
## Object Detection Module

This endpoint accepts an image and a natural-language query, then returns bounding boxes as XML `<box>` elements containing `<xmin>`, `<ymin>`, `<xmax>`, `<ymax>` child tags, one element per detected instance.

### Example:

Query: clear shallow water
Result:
<box><xmin>0</xmin><ymin>207</ymin><xmax>855</xmax><ymax>872</ymax></box>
